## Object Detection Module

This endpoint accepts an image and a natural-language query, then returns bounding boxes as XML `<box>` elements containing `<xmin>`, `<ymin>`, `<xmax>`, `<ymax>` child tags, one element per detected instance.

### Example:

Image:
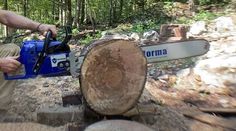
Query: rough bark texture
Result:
<box><xmin>80</xmin><ymin>39</ymin><xmax>147</xmax><ymax>115</ymax></box>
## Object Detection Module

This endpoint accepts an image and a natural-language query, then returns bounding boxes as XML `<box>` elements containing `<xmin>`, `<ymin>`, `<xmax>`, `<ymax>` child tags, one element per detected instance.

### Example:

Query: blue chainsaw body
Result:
<box><xmin>5</xmin><ymin>27</ymin><xmax>72</xmax><ymax>80</ymax></box>
<box><xmin>23</xmin><ymin>40</ymin><xmax>70</xmax><ymax>78</ymax></box>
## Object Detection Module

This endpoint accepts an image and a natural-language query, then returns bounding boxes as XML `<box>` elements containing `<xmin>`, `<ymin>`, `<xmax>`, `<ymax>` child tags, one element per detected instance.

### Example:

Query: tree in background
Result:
<box><xmin>0</xmin><ymin>0</ymin><xmax>232</xmax><ymax>38</ymax></box>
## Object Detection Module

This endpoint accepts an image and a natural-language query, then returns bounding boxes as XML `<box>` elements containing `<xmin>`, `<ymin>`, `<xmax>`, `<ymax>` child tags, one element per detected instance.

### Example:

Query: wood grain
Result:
<box><xmin>80</xmin><ymin>39</ymin><xmax>147</xmax><ymax>115</ymax></box>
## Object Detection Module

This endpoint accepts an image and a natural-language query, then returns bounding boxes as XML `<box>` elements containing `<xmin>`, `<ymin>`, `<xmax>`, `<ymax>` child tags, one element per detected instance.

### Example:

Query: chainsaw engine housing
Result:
<box><xmin>5</xmin><ymin>27</ymin><xmax>72</xmax><ymax>80</ymax></box>
<box><xmin>19</xmin><ymin>40</ymin><xmax>70</xmax><ymax>79</ymax></box>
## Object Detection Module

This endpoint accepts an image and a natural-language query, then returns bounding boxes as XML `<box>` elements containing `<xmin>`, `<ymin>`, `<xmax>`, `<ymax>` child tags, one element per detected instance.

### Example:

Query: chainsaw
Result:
<box><xmin>4</xmin><ymin>27</ymin><xmax>210</xmax><ymax>80</ymax></box>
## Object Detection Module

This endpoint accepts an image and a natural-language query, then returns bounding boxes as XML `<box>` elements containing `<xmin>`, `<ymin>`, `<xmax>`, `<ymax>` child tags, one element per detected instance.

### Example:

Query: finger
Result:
<box><xmin>52</xmin><ymin>31</ymin><xmax>57</xmax><ymax>38</ymax></box>
<box><xmin>8</xmin><ymin>63</ymin><xmax>18</xmax><ymax>69</ymax></box>
<box><xmin>4</xmin><ymin>67</ymin><xmax>14</xmax><ymax>74</ymax></box>
<box><xmin>51</xmin><ymin>28</ymin><xmax>57</xmax><ymax>37</ymax></box>
<box><xmin>7</xmin><ymin>68</ymin><xmax>16</xmax><ymax>73</ymax></box>
<box><xmin>43</xmin><ymin>31</ymin><xmax>47</xmax><ymax>37</ymax></box>
<box><xmin>9</xmin><ymin>59</ymin><xmax>21</xmax><ymax>67</ymax></box>
<box><xmin>10</xmin><ymin>56</ymin><xmax>19</xmax><ymax>60</ymax></box>
<box><xmin>8</xmin><ymin>64</ymin><xmax>20</xmax><ymax>73</ymax></box>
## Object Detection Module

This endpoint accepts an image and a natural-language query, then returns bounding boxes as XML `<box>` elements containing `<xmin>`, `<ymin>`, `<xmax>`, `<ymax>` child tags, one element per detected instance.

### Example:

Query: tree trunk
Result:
<box><xmin>63</xmin><ymin>0</ymin><xmax>67</xmax><ymax>26</ymax></box>
<box><xmin>113</xmin><ymin>0</ymin><xmax>117</xmax><ymax>23</ymax></box>
<box><xmin>80</xmin><ymin>39</ymin><xmax>147</xmax><ymax>115</ymax></box>
<box><xmin>80</xmin><ymin>0</ymin><xmax>85</xmax><ymax>24</ymax></box>
<box><xmin>39</xmin><ymin>10</ymin><xmax>42</xmax><ymax>21</ymax></box>
<box><xmin>23</xmin><ymin>0</ymin><xmax>28</xmax><ymax>17</ymax></box>
<box><xmin>109</xmin><ymin>0</ymin><xmax>113</xmax><ymax>26</ymax></box>
<box><xmin>86</xmin><ymin>0</ymin><xmax>96</xmax><ymax>34</ymax></box>
<box><xmin>3</xmin><ymin>0</ymin><xmax>8</xmax><ymax>12</ymax></box>
<box><xmin>55</xmin><ymin>1</ymin><xmax>60</xmax><ymax>21</ymax></box>
<box><xmin>188</xmin><ymin>0</ymin><xmax>196</xmax><ymax>16</ymax></box>
<box><xmin>60</xmin><ymin>0</ymin><xmax>64</xmax><ymax>25</ymax></box>
<box><xmin>3</xmin><ymin>0</ymin><xmax>8</xmax><ymax>37</ymax></box>
<box><xmin>119</xmin><ymin>0</ymin><xmax>123</xmax><ymax>19</ymax></box>
<box><xmin>66</xmin><ymin>0</ymin><xmax>73</xmax><ymax>26</ymax></box>
<box><xmin>52</xmin><ymin>1</ymin><xmax>55</xmax><ymax>21</ymax></box>
<box><xmin>75</xmin><ymin>0</ymin><xmax>81</xmax><ymax>28</ymax></box>
<box><xmin>59</xmin><ymin>0</ymin><xmax>66</xmax><ymax>26</ymax></box>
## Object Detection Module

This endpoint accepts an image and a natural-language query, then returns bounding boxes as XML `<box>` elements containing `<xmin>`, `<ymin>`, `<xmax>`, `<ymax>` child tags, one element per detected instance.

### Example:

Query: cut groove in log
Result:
<box><xmin>80</xmin><ymin>39</ymin><xmax>147</xmax><ymax>115</ymax></box>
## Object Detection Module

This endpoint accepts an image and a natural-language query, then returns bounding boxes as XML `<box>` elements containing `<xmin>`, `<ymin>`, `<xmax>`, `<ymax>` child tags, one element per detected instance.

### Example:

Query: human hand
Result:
<box><xmin>0</xmin><ymin>57</ymin><xmax>21</xmax><ymax>73</ymax></box>
<box><xmin>37</xmin><ymin>24</ymin><xmax>57</xmax><ymax>38</ymax></box>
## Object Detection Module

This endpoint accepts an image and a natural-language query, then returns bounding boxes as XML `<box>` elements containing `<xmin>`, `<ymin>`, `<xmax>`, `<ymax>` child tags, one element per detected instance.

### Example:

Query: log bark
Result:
<box><xmin>183</xmin><ymin>110</ymin><xmax>236</xmax><ymax>130</ymax></box>
<box><xmin>199</xmin><ymin>108</ymin><xmax>236</xmax><ymax>115</ymax></box>
<box><xmin>80</xmin><ymin>39</ymin><xmax>147</xmax><ymax>115</ymax></box>
<box><xmin>84</xmin><ymin>120</ymin><xmax>154</xmax><ymax>131</ymax></box>
<box><xmin>0</xmin><ymin>123</ymin><xmax>65</xmax><ymax>131</ymax></box>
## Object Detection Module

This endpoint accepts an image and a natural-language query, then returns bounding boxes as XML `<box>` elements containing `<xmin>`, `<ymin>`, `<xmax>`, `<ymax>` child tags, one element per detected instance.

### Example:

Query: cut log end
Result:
<box><xmin>80</xmin><ymin>39</ymin><xmax>147</xmax><ymax>115</ymax></box>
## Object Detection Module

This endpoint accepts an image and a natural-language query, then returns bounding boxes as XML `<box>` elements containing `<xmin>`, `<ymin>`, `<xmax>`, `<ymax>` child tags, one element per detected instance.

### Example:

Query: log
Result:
<box><xmin>123</xmin><ymin>104</ymin><xmax>159</xmax><ymax>117</ymax></box>
<box><xmin>80</xmin><ymin>39</ymin><xmax>147</xmax><ymax>115</ymax></box>
<box><xmin>199</xmin><ymin>108</ymin><xmax>236</xmax><ymax>115</ymax></box>
<box><xmin>84</xmin><ymin>120</ymin><xmax>154</xmax><ymax>131</ymax></box>
<box><xmin>183</xmin><ymin>110</ymin><xmax>236</xmax><ymax>130</ymax></box>
<box><xmin>0</xmin><ymin>123</ymin><xmax>65</xmax><ymax>131</ymax></box>
<box><xmin>37</xmin><ymin>106</ymin><xmax>84</xmax><ymax>126</ymax></box>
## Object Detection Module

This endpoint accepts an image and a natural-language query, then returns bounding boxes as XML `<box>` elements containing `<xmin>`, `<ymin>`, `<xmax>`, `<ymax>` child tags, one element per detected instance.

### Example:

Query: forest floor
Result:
<box><xmin>1</xmin><ymin>13</ymin><xmax>236</xmax><ymax>131</ymax></box>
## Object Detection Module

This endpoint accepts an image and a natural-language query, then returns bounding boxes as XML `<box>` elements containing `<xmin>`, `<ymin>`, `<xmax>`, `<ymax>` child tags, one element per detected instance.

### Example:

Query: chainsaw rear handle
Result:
<box><xmin>3</xmin><ymin>57</ymin><xmax>26</xmax><ymax>80</ymax></box>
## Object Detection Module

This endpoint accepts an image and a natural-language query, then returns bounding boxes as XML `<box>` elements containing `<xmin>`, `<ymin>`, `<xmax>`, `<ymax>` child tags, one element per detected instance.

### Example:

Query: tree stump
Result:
<box><xmin>80</xmin><ymin>39</ymin><xmax>147</xmax><ymax>115</ymax></box>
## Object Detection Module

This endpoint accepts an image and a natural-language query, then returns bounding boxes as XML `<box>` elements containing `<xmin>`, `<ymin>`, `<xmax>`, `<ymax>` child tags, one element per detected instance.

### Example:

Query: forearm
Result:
<box><xmin>0</xmin><ymin>10</ymin><xmax>40</xmax><ymax>30</ymax></box>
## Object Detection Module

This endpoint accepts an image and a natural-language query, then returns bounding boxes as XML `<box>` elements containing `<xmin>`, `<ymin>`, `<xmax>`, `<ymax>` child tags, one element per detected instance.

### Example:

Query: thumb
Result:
<box><xmin>43</xmin><ymin>31</ymin><xmax>47</xmax><ymax>37</ymax></box>
<box><xmin>9</xmin><ymin>56</ymin><xmax>20</xmax><ymax>60</ymax></box>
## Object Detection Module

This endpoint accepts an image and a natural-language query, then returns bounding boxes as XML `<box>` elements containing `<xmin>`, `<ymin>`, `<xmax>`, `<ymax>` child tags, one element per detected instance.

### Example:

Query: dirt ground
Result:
<box><xmin>2</xmin><ymin>57</ymin><xmax>234</xmax><ymax>130</ymax></box>
<box><xmin>4</xmin><ymin>70</ymin><xmax>235</xmax><ymax>131</ymax></box>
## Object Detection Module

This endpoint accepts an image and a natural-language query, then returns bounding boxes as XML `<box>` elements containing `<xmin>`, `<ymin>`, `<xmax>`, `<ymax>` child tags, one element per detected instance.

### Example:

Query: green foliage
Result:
<box><xmin>72</xmin><ymin>28</ymin><xmax>79</xmax><ymax>36</ymax></box>
<box><xmin>104</xmin><ymin>20</ymin><xmax>161</xmax><ymax>35</ymax></box>
<box><xmin>0</xmin><ymin>0</ymin><xmax>232</xmax><ymax>40</ymax></box>
<box><xmin>106</xmin><ymin>24</ymin><xmax>133</xmax><ymax>34</ymax></box>
<box><xmin>176</xmin><ymin>10</ymin><xmax>223</xmax><ymax>24</ymax></box>
<box><xmin>163</xmin><ymin>2</ymin><xmax>174</xmax><ymax>11</ymax></box>
<box><xmin>193</xmin><ymin>11</ymin><xmax>219</xmax><ymax>21</ymax></box>
<box><xmin>80</xmin><ymin>34</ymin><xmax>94</xmax><ymax>45</ymax></box>
<box><xmin>131</xmin><ymin>20</ymin><xmax>160</xmax><ymax>33</ymax></box>
<box><xmin>199</xmin><ymin>0</ymin><xmax>211</xmax><ymax>5</ymax></box>
<box><xmin>176</xmin><ymin>17</ymin><xmax>192</xmax><ymax>24</ymax></box>
<box><xmin>132</xmin><ymin>23</ymin><xmax>144</xmax><ymax>33</ymax></box>
<box><xmin>198</xmin><ymin>0</ymin><xmax>230</xmax><ymax>5</ymax></box>
<box><xmin>79</xmin><ymin>31</ymin><xmax>102</xmax><ymax>45</ymax></box>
